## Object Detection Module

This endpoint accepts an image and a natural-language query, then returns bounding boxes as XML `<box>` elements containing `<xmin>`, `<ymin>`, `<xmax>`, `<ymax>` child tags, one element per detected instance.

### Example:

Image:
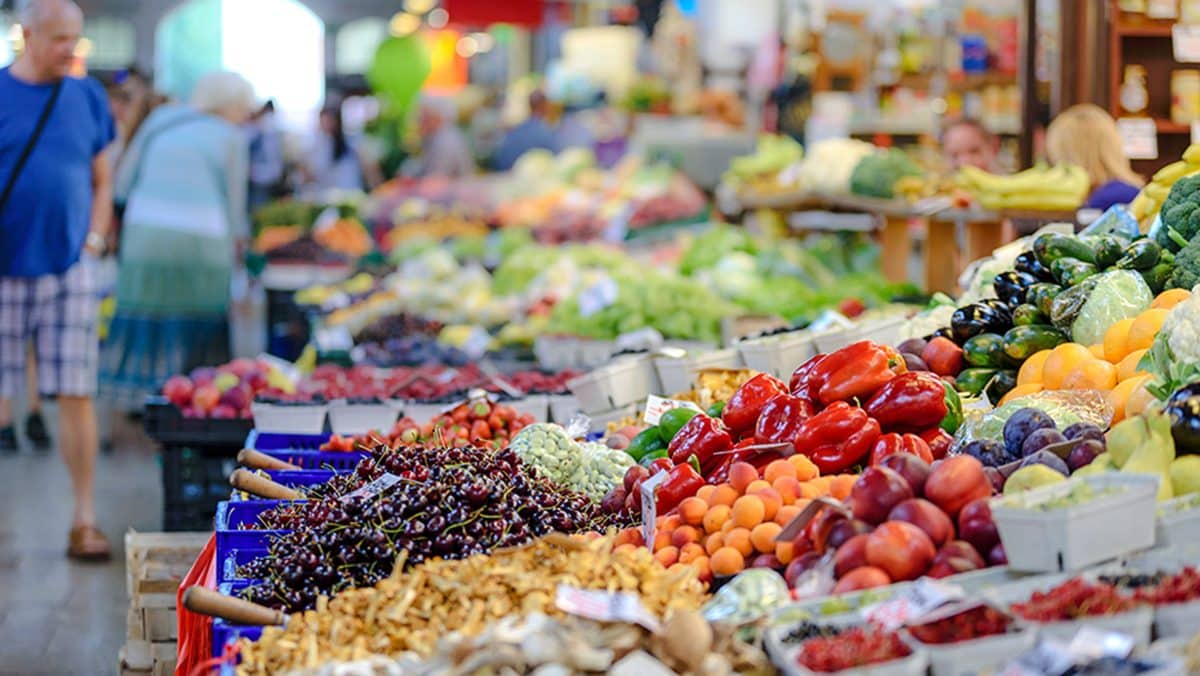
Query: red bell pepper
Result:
<box><xmin>869</xmin><ymin>432</ymin><xmax>934</xmax><ymax>466</ymax></box>
<box><xmin>790</xmin><ymin>354</ymin><xmax>827</xmax><ymax>401</ymax></box>
<box><xmin>656</xmin><ymin>456</ymin><xmax>706</xmax><ymax>513</ymax></box>
<box><xmin>792</xmin><ymin>401</ymin><xmax>882</xmax><ymax>474</ymax></box>
<box><xmin>813</xmin><ymin>341</ymin><xmax>901</xmax><ymax>406</ymax></box>
<box><xmin>918</xmin><ymin>427</ymin><xmax>954</xmax><ymax>460</ymax></box>
<box><xmin>668</xmin><ymin>414</ymin><xmax>732</xmax><ymax>470</ymax></box>
<box><xmin>754</xmin><ymin>393</ymin><xmax>816</xmax><ymax>445</ymax></box>
<box><xmin>722</xmin><ymin>373</ymin><xmax>787</xmax><ymax>434</ymax></box>
<box><xmin>863</xmin><ymin>371</ymin><xmax>949</xmax><ymax>432</ymax></box>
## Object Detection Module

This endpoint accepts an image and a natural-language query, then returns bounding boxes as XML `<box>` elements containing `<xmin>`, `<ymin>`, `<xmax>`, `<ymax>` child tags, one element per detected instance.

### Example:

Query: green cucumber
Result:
<box><xmin>1012</xmin><ymin>304</ymin><xmax>1048</xmax><ymax>326</ymax></box>
<box><xmin>1026</xmin><ymin>282</ymin><xmax>1062</xmax><ymax>316</ymax></box>
<box><xmin>956</xmin><ymin>368</ymin><xmax>998</xmax><ymax>396</ymax></box>
<box><xmin>1050</xmin><ymin>257</ymin><xmax>1098</xmax><ymax>287</ymax></box>
<box><xmin>1141</xmin><ymin>262</ymin><xmax>1173</xmax><ymax>294</ymax></box>
<box><xmin>1089</xmin><ymin>235</ymin><xmax>1126</xmax><ymax>269</ymax></box>
<box><xmin>1115</xmin><ymin>239</ymin><xmax>1162</xmax><ymax>271</ymax></box>
<box><xmin>963</xmin><ymin>333</ymin><xmax>1008</xmax><ymax>368</ymax></box>
<box><xmin>1033</xmin><ymin>233</ymin><xmax>1096</xmax><ymax>267</ymax></box>
<box><xmin>1003</xmin><ymin>325</ymin><xmax>1068</xmax><ymax>362</ymax></box>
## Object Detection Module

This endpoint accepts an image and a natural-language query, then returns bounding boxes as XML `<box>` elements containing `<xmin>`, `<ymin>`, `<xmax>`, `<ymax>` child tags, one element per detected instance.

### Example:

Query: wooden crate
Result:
<box><xmin>121</xmin><ymin>530</ymin><xmax>207</xmax><ymax>676</ymax></box>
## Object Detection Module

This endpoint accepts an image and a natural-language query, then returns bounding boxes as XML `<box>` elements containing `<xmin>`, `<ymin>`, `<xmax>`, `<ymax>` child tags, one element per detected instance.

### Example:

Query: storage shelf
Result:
<box><xmin>1155</xmin><ymin>119</ymin><xmax>1193</xmax><ymax>134</ymax></box>
<box><xmin>1115</xmin><ymin>22</ymin><xmax>1175</xmax><ymax>38</ymax></box>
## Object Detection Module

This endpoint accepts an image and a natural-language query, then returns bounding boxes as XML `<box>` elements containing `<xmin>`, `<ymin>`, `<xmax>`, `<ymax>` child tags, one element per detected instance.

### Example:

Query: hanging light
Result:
<box><xmin>427</xmin><ymin>8</ymin><xmax>449</xmax><ymax>29</ymax></box>
<box><xmin>471</xmin><ymin>32</ymin><xmax>494</xmax><ymax>53</ymax></box>
<box><xmin>404</xmin><ymin>0</ymin><xmax>437</xmax><ymax>14</ymax></box>
<box><xmin>455</xmin><ymin>35</ymin><xmax>478</xmax><ymax>58</ymax></box>
<box><xmin>388</xmin><ymin>12</ymin><xmax>421</xmax><ymax>36</ymax></box>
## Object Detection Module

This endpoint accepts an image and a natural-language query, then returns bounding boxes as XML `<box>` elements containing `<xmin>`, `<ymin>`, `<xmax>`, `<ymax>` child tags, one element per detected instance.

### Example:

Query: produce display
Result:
<box><xmin>1129</xmin><ymin>144</ymin><xmax>1200</xmax><ymax>231</ymax></box>
<box><xmin>160</xmin><ymin>358</ymin><xmax>295</xmax><ymax>418</ymax></box>
<box><xmin>795</xmin><ymin>627</ymin><xmax>912</xmax><ymax>672</ymax></box>
<box><xmin>1009</xmin><ymin>578</ymin><xmax>1139</xmax><ymax>621</ymax></box>
<box><xmin>318</xmin><ymin>398</ymin><xmax>536</xmax><ymax>451</ymax></box>
<box><xmin>955</xmin><ymin>163</ymin><xmax>1089</xmax><ymax>211</ymax></box>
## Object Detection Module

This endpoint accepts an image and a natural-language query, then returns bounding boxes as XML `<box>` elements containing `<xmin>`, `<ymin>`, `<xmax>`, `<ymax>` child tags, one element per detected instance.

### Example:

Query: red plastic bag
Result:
<box><xmin>175</xmin><ymin>535</ymin><xmax>216</xmax><ymax>676</ymax></box>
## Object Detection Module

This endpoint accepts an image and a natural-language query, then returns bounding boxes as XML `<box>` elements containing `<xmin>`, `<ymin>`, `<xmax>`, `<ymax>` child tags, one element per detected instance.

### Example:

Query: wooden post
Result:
<box><xmin>880</xmin><ymin>214</ymin><xmax>911</xmax><ymax>284</ymax></box>
<box><xmin>925</xmin><ymin>219</ymin><xmax>959</xmax><ymax>294</ymax></box>
<box><xmin>966</xmin><ymin>219</ymin><xmax>1007</xmax><ymax>267</ymax></box>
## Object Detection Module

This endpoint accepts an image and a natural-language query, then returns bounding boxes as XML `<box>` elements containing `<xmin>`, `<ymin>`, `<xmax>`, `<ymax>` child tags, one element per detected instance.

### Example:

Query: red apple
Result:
<box><xmin>808</xmin><ymin>508</ymin><xmax>848</xmax><ymax>553</ymax></box>
<box><xmin>826</xmin><ymin>519</ymin><xmax>873</xmax><ymax>551</ymax></box>
<box><xmin>220</xmin><ymin>384</ymin><xmax>251</xmax><ymax>411</ymax></box>
<box><xmin>880</xmin><ymin>452</ymin><xmax>932</xmax><ymax>497</ymax></box>
<box><xmin>957</xmin><ymin>498</ymin><xmax>1000</xmax><ymax>557</ymax></box>
<box><xmin>866</xmin><ymin>521</ymin><xmax>936</xmax><ymax>582</ymax></box>
<box><xmin>936</xmin><ymin>540</ymin><xmax>987</xmax><ymax>569</ymax></box>
<box><xmin>928</xmin><ymin>556</ymin><xmax>980</xmax><ymax>579</ymax></box>
<box><xmin>189</xmin><ymin>366</ymin><xmax>217</xmax><ymax>387</ymax></box>
<box><xmin>988</xmin><ymin>543</ymin><xmax>1007</xmax><ymax>566</ymax></box>
<box><xmin>162</xmin><ymin>375</ymin><xmax>194</xmax><ymax>408</ymax></box>
<box><xmin>833</xmin><ymin>566</ymin><xmax>892</xmax><ymax>594</ymax></box>
<box><xmin>192</xmin><ymin>384</ymin><xmax>220</xmax><ymax>413</ymax></box>
<box><xmin>924</xmin><ymin>456</ymin><xmax>992</xmax><ymax>518</ymax></box>
<box><xmin>227</xmin><ymin>358</ymin><xmax>257</xmax><ymax>378</ymax></box>
<box><xmin>850</xmin><ymin>467</ymin><xmax>914</xmax><ymax>525</ymax></box>
<box><xmin>245</xmin><ymin>368</ymin><xmax>269</xmax><ymax>392</ymax></box>
<box><xmin>211</xmin><ymin>404</ymin><xmax>237</xmax><ymax>419</ymax></box>
<box><xmin>888</xmin><ymin>498</ymin><xmax>953</xmax><ymax>546</ymax></box>
<box><xmin>752</xmin><ymin>553</ymin><xmax>782</xmax><ymax>570</ymax></box>
<box><xmin>784</xmin><ymin>552</ymin><xmax>824</xmax><ymax>587</ymax></box>
<box><xmin>834</xmin><ymin>533</ymin><xmax>871</xmax><ymax>578</ymax></box>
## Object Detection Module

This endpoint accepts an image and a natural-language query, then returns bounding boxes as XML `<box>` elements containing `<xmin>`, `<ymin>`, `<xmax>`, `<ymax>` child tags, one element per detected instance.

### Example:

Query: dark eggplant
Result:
<box><xmin>950</xmin><ymin>303</ymin><xmax>1011</xmax><ymax>344</ymax></box>
<box><xmin>1014</xmin><ymin>251</ymin><xmax>1056</xmax><ymax>282</ymax></box>
<box><xmin>993</xmin><ymin>271</ymin><xmax>1039</xmax><ymax>307</ymax></box>
<box><xmin>1165</xmin><ymin>384</ymin><xmax>1200</xmax><ymax>455</ymax></box>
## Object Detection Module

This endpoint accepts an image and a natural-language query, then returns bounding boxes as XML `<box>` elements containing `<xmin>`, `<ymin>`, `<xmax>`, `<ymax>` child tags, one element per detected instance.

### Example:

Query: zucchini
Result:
<box><xmin>1033</xmin><ymin>233</ymin><xmax>1096</xmax><ymax>267</ymax></box>
<box><xmin>956</xmin><ymin>368</ymin><xmax>998</xmax><ymax>396</ymax></box>
<box><xmin>1026</xmin><ymin>282</ymin><xmax>1062</xmax><ymax>316</ymax></box>
<box><xmin>1050</xmin><ymin>257</ymin><xmax>1098</xmax><ymax>287</ymax></box>
<box><xmin>1115</xmin><ymin>239</ymin><xmax>1162</xmax><ymax>271</ymax></box>
<box><xmin>1003</xmin><ymin>325</ymin><xmax>1068</xmax><ymax>362</ymax></box>
<box><xmin>985</xmin><ymin>370</ymin><xmax>1018</xmax><ymax>404</ymax></box>
<box><xmin>963</xmin><ymin>332</ymin><xmax>1008</xmax><ymax>368</ymax></box>
<box><xmin>1141</xmin><ymin>262</ymin><xmax>1173</xmax><ymax>294</ymax></box>
<box><xmin>1089</xmin><ymin>235</ymin><xmax>1126</xmax><ymax>269</ymax></box>
<box><xmin>1012</xmin><ymin>304</ymin><xmax>1047</xmax><ymax>326</ymax></box>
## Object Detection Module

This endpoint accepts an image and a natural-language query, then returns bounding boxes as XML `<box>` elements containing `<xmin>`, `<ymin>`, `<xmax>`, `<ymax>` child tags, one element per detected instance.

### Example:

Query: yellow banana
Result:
<box><xmin>1152</xmin><ymin>160</ymin><xmax>1192</xmax><ymax>185</ymax></box>
<box><xmin>1144</xmin><ymin>182</ymin><xmax>1171</xmax><ymax>202</ymax></box>
<box><xmin>1183</xmin><ymin>144</ymin><xmax>1200</xmax><ymax>165</ymax></box>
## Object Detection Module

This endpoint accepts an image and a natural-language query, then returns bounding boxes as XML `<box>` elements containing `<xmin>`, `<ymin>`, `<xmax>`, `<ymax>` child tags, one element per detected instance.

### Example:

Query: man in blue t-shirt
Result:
<box><xmin>0</xmin><ymin>0</ymin><xmax>116</xmax><ymax>560</ymax></box>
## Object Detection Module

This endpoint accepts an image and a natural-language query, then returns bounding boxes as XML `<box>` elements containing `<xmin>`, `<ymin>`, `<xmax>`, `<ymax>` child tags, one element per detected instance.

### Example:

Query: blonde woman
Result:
<box><xmin>100</xmin><ymin>71</ymin><xmax>254</xmax><ymax>410</ymax></box>
<box><xmin>1046</xmin><ymin>104</ymin><xmax>1144</xmax><ymax>211</ymax></box>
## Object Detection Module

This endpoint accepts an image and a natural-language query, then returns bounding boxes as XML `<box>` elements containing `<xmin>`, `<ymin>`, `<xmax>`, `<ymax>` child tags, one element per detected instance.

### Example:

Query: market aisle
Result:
<box><xmin>0</xmin><ymin>413</ymin><xmax>161</xmax><ymax>676</ymax></box>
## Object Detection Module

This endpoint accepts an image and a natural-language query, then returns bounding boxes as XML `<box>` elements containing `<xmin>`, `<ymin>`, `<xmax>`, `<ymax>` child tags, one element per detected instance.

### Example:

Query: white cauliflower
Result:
<box><xmin>1142</xmin><ymin>286</ymin><xmax>1200</xmax><ymax>398</ymax></box>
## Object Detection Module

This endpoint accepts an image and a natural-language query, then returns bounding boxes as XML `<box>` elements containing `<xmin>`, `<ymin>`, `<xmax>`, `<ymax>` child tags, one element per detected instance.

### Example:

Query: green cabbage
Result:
<box><xmin>1071</xmin><ymin>269</ymin><xmax>1154</xmax><ymax>346</ymax></box>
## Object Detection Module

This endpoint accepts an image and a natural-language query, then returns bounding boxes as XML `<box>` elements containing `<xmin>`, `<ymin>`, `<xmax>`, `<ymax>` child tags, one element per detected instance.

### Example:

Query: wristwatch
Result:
<box><xmin>85</xmin><ymin>231</ymin><xmax>106</xmax><ymax>254</ymax></box>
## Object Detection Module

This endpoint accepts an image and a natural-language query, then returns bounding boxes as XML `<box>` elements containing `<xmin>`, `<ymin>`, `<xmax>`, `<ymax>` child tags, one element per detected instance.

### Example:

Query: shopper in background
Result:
<box><xmin>301</xmin><ymin>104</ymin><xmax>381</xmax><ymax>195</ymax></box>
<box><xmin>942</xmin><ymin>118</ymin><xmax>1000</xmax><ymax>172</ymax></box>
<box><xmin>99</xmin><ymin>71</ymin><xmax>254</xmax><ymax>416</ymax></box>
<box><xmin>1046</xmin><ymin>104</ymin><xmax>1144</xmax><ymax>211</ymax></box>
<box><xmin>416</xmin><ymin>96</ymin><xmax>474</xmax><ymax>178</ymax></box>
<box><xmin>494</xmin><ymin>90</ymin><xmax>560</xmax><ymax>170</ymax></box>
<box><xmin>247</xmin><ymin>99</ymin><xmax>286</xmax><ymax>210</ymax></box>
<box><xmin>0</xmin><ymin>0</ymin><xmax>116</xmax><ymax>558</ymax></box>
<box><xmin>556</xmin><ymin>100</ymin><xmax>597</xmax><ymax>153</ymax></box>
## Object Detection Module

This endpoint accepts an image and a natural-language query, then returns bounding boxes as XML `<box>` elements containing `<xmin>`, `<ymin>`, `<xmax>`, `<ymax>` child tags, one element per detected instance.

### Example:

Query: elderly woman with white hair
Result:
<box><xmin>99</xmin><ymin>71</ymin><xmax>255</xmax><ymax>409</ymax></box>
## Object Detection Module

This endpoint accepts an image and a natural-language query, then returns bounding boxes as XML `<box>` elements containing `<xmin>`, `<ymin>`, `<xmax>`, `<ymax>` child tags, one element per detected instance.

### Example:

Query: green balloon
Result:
<box><xmin>367</xmin><ymin>35</ymin><xmax>431</xmax><ymax>114</ymax></box>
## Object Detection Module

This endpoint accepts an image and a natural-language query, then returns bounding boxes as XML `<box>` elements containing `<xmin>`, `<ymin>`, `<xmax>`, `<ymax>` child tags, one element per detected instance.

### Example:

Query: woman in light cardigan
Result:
<box><xmin>100</xmin><ymin>71</ymin><xmax>253</xmax><ymax>410</ymax></box>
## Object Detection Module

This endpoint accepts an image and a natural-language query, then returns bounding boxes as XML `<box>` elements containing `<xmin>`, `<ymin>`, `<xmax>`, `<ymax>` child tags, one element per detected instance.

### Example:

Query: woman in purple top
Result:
<box><xmin>1046</xmin><ymin>104</ymin><xmax>1144</xmax><ymax>212</ymax></box>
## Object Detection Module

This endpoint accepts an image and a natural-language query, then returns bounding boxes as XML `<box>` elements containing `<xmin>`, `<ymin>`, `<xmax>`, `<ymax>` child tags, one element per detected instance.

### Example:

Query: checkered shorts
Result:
<box><xmin>0</xmin><ymin>256</ymin><xmax>100</xmax><ymax>398</ymax></box>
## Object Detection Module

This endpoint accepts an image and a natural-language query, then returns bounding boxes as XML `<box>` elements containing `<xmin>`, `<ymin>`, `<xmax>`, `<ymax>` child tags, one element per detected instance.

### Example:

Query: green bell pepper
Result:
<box><xmin>940</xmin><ymin>380</ymin><xmax>963</xmax><ymax>434</ymax></box>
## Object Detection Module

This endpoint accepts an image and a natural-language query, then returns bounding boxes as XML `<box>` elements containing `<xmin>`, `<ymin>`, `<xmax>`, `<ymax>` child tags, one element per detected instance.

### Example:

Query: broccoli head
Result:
<box><xmin>1157</xmin><ymin>174</ymin><xmax>1200</xmax><ymax>252</ymax></box>
<box><xmin>1169</xmin><ymin>235</ymin><xmax>1200</xmax><ymax>290</ymax></box>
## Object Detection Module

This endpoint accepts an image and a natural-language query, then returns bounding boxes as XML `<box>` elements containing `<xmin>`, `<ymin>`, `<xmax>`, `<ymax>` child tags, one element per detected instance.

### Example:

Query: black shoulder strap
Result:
<box><xmin>0</xmin><ymin>79</ymin><xmax>63</xmax><ymax>215</ymax></box>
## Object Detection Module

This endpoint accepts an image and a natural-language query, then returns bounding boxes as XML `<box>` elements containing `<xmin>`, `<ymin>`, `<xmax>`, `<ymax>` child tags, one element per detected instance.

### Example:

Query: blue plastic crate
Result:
<box><xmin>244</xmin><ymin>430</ymin><xmax>372</xmax><ymax>471</ymax></box>
<box><xmin>217</xmin><ymin>545</ymin><xmax>270</xmax><ymax>584</ymax></box>
<box><xmin>214</xmin><ymin>499</ymin><xmax>294</xmax><ymax>582</ymax></box>
<box><xmin>212</xmin><ymin>581</ymin><xmax>266</xmax><ymax>658</ymax></box>
<box><xmin>245</xmin><ymin>429</ymin><xmax>329</xmax><ymax>451</ymax></box>
<box><xmin>229</xmin><ymin>470</ymin><xmax>334</xmax><ymax>502</ymax></box>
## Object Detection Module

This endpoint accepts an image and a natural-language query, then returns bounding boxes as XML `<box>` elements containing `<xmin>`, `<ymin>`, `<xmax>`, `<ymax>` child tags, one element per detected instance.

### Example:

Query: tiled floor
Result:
<box><xmin>0</xmin><ymin>408</ymin><xmax>161</xmax><ymax>676</ymax></box>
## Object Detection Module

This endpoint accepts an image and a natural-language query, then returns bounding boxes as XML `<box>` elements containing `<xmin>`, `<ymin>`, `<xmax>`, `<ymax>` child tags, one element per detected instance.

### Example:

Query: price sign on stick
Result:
<box><xmin>640</xmin><ymin>471</ymin><xmax>669</xmax><ymax>550</ymax></box>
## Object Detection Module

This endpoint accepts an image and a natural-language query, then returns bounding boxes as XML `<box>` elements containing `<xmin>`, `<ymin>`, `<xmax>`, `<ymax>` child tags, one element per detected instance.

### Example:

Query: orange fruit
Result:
<box><xmin>788</xmin><ymin>454</ymin><xmax>820</xmax><ymax>481</ymax></box>
<box><xmin>614</xmin><ymin>543</ymin><xmax>638</xmax><ymax>555</ymax></box>
<box><xmin>679</xmin><ymin>542</ymin><xmax>705</xmax><ymax>564</ymax></box>
<box><xmin>1117</xmin><ymin>349</ymin><xmax>1149</xmax><ymax>382</ymax></box>
<box><xmin>692</xmin><ymin>555</ymin><xmax>711</xmax><ymax>581</ymax></box>
<box><xmin>999</xmin><ymin>382</ymin><xmax>1043</xmax><ymax>406</ymax></box>
<box><xmin>1088</xmin><ymin>343</ymin><xmax>1107</xmax><ymax>360</ymax></box>
<box><xmin>721</xmin><ymin>519</ymin><xmax>737</xmax><ymax>535</ymax></box>
<box><xmin>710</xmin><ymin>547</ymin><xmax>745</xmax><ymax>576</ymax></box>
<box><xmin>798</xmin><ymin>482</ymin><xmax>822</xmax><ymax>499</ymax></box>
<box><xmin>1042</xmin><ymin>343</ymin><xmax>1095</xmax><ymax>390</ymax></box>
<box><xmin>702</xmin><ymin>505</ymin><xmax>731</xmax><ymax>534</ymax></box>
<box><xmin>678</xmin><ymin>497</ymin><xmax>707</xmax><ymax>526</ymax></box>
<box><xmin>776</xmin><ymin>540</ymin><xmax>796</xmax><ymax>564</ymax></box>
<box><xmin>750</xmin><ymin>487</ymin><xmax>782</xmax><ymax>521</ymax></box>
<box><xmin>775</xmin><ymin>504</ymin><xmax>802</xmax><ymax>527</ymax></box>
<box><xmin>773</xmin><ymin>475</ymin><xmax>801</xmax><ymax>504</ymax></box>
<box><xmin>671</xmin><ymin>525</ymin><xmax>701</xmax><ymax>547</ymax></box>
<box><xmin>1060</xmin><ymin>359</ymin><xmax>1118</xmax><ymax>391</ymax></box>
<box><xmin>1151</xmin><ymin>288</ymin><xmax>1190</xmax><ymax>310</ymax></box>
<box><xmin>731</xmin><ymin>495</ymin><xmax>767</xmax><ymax>528</ymax></box>
<box><xmin>653</xmin><ymin>529</ymin><xmax>672</xmax><ymax>552</ymax></box>
<box><xmin>614</xmin><ymin>528</ymin><xmax>636</xmax><ymax>546</ymax></box>
<box><xmin>1128</xmin><ymin>309</ymin><xmax>1169</xmax><ymax>352</ymax></box>
<box><xmin>1107</xmin><ymin>376</ymin><xmax>1142</xmax><ymax>424</ymax></box>
<box><xmin>1103</xmin><ymin>319</ymin><xmax>1136</xmax><ymax>363</ymax></box>
<box><xmin>723</xmin><ymin>528</ymin><xmax>754</xmax><ymax>557</ymax></box>
<box><xmin>764</xmin><ymin>459</ymin><xmax>798</xmax><ymax>484</ymax></box>
<box><xmin>750</xmin><ymin>522</ymin><xmax>784</xmax><ymax>553</ymax></box>
<box><xmin>704</xmin><ymin>532</ymin><xmax>725</xmax><ymax>555</ymax></box>
<box><xmin>830</xmin><ymin>474</ymin><xmax>858</xmax><ymax>500</ymax></box>
<box><xmin>728</xmin><ymin>462</ymin><xmax>759</xmax><ymax>493</ymax></box>
<box><xmin>1124</xmin><ymin>375</ymin><xmax>1159</xmax><ymax>419</ymax></box>
<box><xmin>745</xmin><ymin>479</ymin><xmax>772</xmax><ymax>495</ymax></box>
<box><xmin>1017</xmin><ymin>349</ymin><xmax>1053</xmax><ymax>386</ymax></box>
<box><xmin>708</xmin><ymin>484</ymin><xmax>738</xmax><ymax>507</ymax></box>
<box><xmin>654</xmin><ymin>545</ymin><xmax>679</xmax><ymax>567</ymax></box>
<box><xmin>695</xmin><ymin>485</ymin><xmax>716</xmax><ymax>505</ymax></box>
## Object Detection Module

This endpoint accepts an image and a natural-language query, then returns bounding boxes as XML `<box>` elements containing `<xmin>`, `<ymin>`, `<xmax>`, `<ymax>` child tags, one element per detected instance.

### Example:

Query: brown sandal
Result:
<box><xmin>67</xmin><ymin>525</ymin><xmax>112</xmax><ymax>561</ymax></box>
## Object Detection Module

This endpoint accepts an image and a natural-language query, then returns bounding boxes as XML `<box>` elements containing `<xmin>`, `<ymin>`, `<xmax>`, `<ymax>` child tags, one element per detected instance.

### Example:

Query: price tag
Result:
<box><xmin>642</xmin><ymin>395</ymin><xmax>704</xmax><ymax>425</ymax></box>
<box><xmin>641</xmin><ymin>471</ymin><xmax>669</xmax><ymax>551</ymax></box>
<box><xmin>555</xmin><ymin>585</ymin><xmax>662</xmax><ymax>632</ymax></box>
<box><xmin>1149</xmin><ymin>0</ymin><xmax>1179</xmax><ymax>19</ymax></box>
<box><xmin>861</xmin><ymin>578</ymin><xmax>966</xmax><ymax>630</ymax></box>
<box><xmin>1117</xmin><ymin>118</ymin><xmax>1159</xmax><ymax>160</ymax></box>
<box><xmin>578</xmin><ymin>276</ymin><xmax>619</xmax><ymax>318</ymax></box>
<box><xmin>1066</xmin><ymin>627</ymin><xmax>1135</xmax><ymax>662</ymax></box>
<box><xmin>461</xmin><ymin>326</ymin><xmax>491</xmax><ymax>360</ymax></box>
<box><xmin>807</xmin><ymin>310</ymin><xmax>854</xmax><ymax>333</ymax></box>
<box><xmin>1002</xmin><ymin>636</ymin><xmax>1076</xmax><ymax>676</ymax></box>
<box><xmin>615</xmin><ymin>327</ymin><xmax>664</xmax><ymax>353</ymax></box>
<box><xmin>1191</xmin><ymin>120</ymin><xmax>1200</xmax><ymax>145</ymax></box>
<box><xmin>341</xmin><ymin>472</ymin><xmax>401</xmax><ymax>502</ymax></box>
<box><xmin>1175</xmin><ymin>24</ymin><xmax>1200</xmax><ymax>61</ymax></box>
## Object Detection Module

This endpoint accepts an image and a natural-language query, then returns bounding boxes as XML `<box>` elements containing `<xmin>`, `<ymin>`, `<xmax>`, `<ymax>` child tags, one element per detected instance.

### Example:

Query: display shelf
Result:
<box><xmin>1114</xmin><ymin>21</ymin><xmax>1174</xmax><ymax>38</ymax></box>
<box><xmin>1154</xmin><ymin>119</ymin><xmax>1193</xmax><ymax>134</ymax></box>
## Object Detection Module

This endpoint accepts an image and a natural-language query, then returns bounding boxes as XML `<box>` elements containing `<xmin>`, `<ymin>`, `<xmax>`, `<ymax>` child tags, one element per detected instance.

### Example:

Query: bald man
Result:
<box><xmin>1</xmin><ymin>0</ymin><xmax>115</xmax><ymax>559</ymax></box>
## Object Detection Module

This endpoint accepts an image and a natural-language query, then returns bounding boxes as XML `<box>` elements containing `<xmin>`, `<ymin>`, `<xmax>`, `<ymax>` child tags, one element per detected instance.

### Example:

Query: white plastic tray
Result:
<box><xmin>547</xmin><ymin>394</ymin><xmax>581</xmax><ymax>424</ymax></box>
<box><xmin>585</xmin><ymin>404</ymin><xmax>638</xmax><ymax>435</ymax></box>
<box><xmin>653</xmin><ymin>348</ymin><xmax>744</xmax><ymax>395</ymax></box>
<box><xmin>533</xmin><ymin>335</ymin><xmax>578</xmax><ymax>372</ymax></box>
<box><xmin>250</xmin><ymin>403</ymin><xmax>327</xmax><ymax>435</ymax></box>
<box><xmin>506</xmin><ymin>394</ymin><xmax>549</xmax><ymax>423</ymax></box>
<box><xmin>403</xmin><ymin>400</ymin><xmax>446</xmax><ymax>425</ymax></box>
<box><xmin>567</xmin><ymin>354</ymin><xmax>659</xmax><ymax>413</ymax></box>
<box><xmin>902</xmin><ymin>629</ymin><xmax>1034</xmax><ymax>676</ymax></box>
<box><xmin>990</xmin><ymin>473</ymin><xmax>1159</xmax><ymax>572</ymax></box>
<box><xmin>326</xmin><ymin>401</ymin><xmax>399</xmax><ymax>435</ymax></box>
<box><xmin>985</xmin><ymin>573</ymin><xmax>1155</xmax><ymax>648</ymax></box>
<box><xmin>576</xmin><ymin>339</ymin><xmax>618</xmax><ymax>369</ymax></box>
<box><xmin>765</xmin><ymin>615</ymin><xmax>927</xmax><ymax>676</ymax></box>
<box><xmin>1154</xmin><ymin>599</ymin><xmax>1200</xmax><ymax>639</ymax></box>
<box><xmin>738</xmin><ymin>331</ymin><xmax>817</xmax><ymax>379</ymax></box>
<box><xmin>1154</xmin><ymin>496</ymin><xmax>1200</xmax><ymax>548</ymax></box>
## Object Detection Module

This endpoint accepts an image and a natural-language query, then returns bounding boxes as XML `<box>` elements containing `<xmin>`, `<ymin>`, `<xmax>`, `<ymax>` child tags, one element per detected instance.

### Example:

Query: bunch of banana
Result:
<box><xmin>1130</xmin><ymin>144</ymin><xmax>1200</xmax><ymax>230</ymax></box>
<box><xmin>955</xmin><ymin>163</ymin><xmax>1090</xmax><ymax>211</ymax></box>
